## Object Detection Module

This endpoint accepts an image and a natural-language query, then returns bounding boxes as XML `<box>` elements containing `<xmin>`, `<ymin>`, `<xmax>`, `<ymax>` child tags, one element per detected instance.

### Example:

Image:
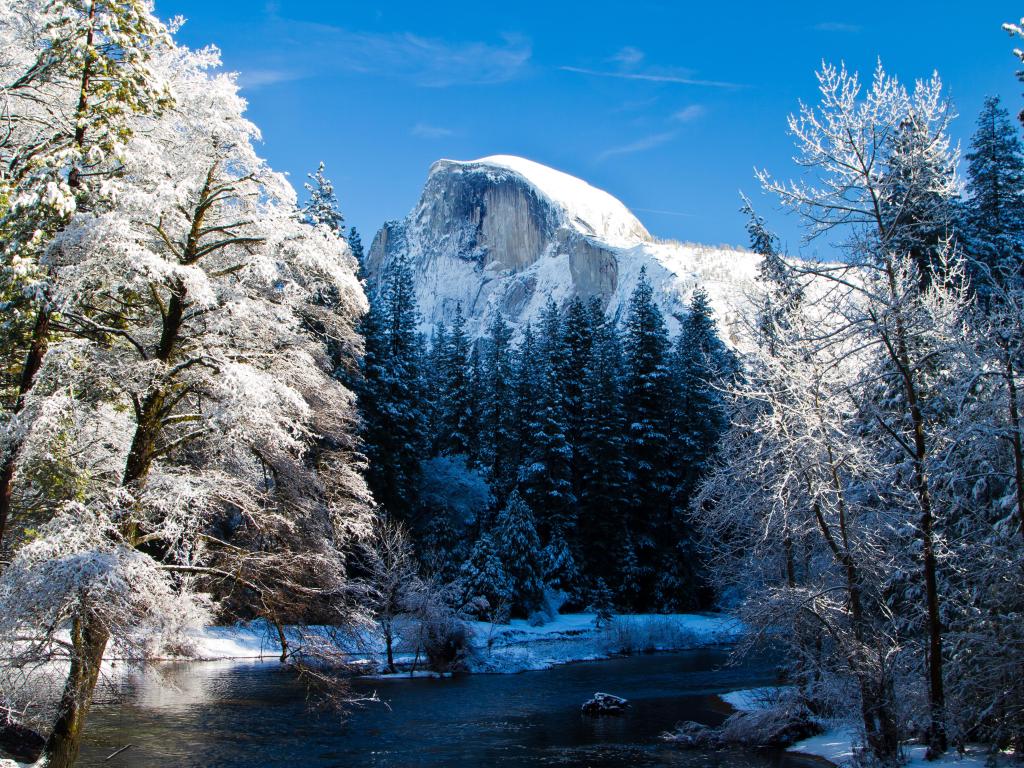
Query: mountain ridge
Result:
<box><xmin>367</xmin><ymin>155</ymin><xmax>762</xmax><ymax>343</ymax></box>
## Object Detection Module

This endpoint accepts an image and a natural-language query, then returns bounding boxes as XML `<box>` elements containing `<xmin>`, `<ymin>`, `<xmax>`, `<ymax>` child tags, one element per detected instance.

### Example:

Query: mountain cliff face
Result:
<box><xmin>367</xmin><ymin>155</ymin><xmax>762</xmax><ymax>342</ymax></box>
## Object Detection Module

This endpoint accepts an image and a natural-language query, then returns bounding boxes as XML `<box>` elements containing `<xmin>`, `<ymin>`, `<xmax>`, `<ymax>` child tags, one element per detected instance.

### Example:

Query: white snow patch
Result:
<box><xmin>721</xmin><ymin>688</ymin><xmax>1012</xmax><ymax>768</ymax></box>
<box><xmin>720</xmin><ymin>687</ymin><xmax>789</xmax><ymax>712</ymax></box>
<box><xmin>118</xmin><ymin>613</ymin><xmax>741</xmax><ymax>676</ymax></box>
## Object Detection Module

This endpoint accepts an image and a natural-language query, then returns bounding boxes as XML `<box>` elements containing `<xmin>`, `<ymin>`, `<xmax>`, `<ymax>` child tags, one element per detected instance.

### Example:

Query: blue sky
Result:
<box><xmin>162</xmin><ymin>1</ymin><xmax>1023</xmax><ymax>258</ymax></box>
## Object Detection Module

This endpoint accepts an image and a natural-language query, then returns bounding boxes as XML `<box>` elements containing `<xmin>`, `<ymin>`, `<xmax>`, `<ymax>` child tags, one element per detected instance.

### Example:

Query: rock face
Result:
<box><xmin>368</xmin><ymin>155</ymin><xmax>762</xmax><ymax>342</ymax></box>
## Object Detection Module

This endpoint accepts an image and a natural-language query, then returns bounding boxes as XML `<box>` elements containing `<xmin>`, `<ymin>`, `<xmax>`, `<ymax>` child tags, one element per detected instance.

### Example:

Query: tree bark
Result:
<box><xmin>42</xmin><ymin>610</ymin><xmax>110</xmax><ymax>768</ymax></box>
<box><xmin>1003</xmin><ymin>350</ymin><xmax>1024</xmax><ymax>537</ymax></box>
<box><xmin>882</xmin><ymin>258</ymin><xmax>947</xmax><ymax>756</ymax></box>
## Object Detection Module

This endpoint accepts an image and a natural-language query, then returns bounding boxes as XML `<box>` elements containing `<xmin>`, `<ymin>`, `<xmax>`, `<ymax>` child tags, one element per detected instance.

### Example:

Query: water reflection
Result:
<box><xmin>79</xmin><ymin>650</ymin><xmax>786</xmax><ymax>767</ymax></box>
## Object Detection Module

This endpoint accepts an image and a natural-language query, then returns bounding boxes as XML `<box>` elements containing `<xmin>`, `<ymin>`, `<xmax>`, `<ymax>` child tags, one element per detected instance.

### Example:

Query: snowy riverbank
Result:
<box><xmin>182</xmin><ymin>612</ymin><xmax>742</xmax><ymax>675</ymax></box>
<box><xmin>720</xmin><ymin>688</ymin><xmax>1012</xmax><ymax>768</ymax></box>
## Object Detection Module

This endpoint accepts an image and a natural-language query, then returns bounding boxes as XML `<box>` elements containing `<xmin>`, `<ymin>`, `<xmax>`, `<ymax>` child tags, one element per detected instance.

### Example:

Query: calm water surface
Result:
<box><xmin>79</xmin><ymin>649</ymin><xmax>793</xmax><ymax>767</ymax></box>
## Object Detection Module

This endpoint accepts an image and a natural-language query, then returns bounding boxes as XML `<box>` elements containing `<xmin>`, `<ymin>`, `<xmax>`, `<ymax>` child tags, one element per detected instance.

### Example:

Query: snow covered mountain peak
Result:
<box><xmin>368</xmin><ymin>156</ymin><xmax>763</xmax><ymax>344</ymax></box>
<box><xmin>436</xmin><ymin>155</ymin><xmax>652</xmax><ymax>248</ymax></box>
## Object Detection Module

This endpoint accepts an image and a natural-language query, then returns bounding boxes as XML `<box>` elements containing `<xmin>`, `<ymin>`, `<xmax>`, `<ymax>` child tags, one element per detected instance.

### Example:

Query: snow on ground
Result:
<box><xmin>720</xmin><ymin>687</ymin><xmax>789</xmax><ymax>711</ymax></box>
<box><xmin>721</xmin><ymin>688</ymin><xmax>1011</xmax><ymax>768</ymax></box>
<box><xmin>177</xmin><ymin>613</ymin><xmax>742</xmax><ymax>676</ymax></box>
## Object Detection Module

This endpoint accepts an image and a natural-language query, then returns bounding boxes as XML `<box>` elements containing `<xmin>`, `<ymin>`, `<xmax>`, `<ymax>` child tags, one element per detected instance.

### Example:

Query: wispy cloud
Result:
<box><xmin>249</xmin><ymin>12</ymin><xmax>532</xmax><ymax>88</ymax></box>
<box><xmin>609</xmin><ymin>46</ymin><xmax>645</xmax><ymax>67</ymax></box>
<box><xmin>235</xmin><ymin>68</ymin><xmax>303</xmax><ymax>89</ymax></box>
<box><xmin>597</xmin><ymin>131</ymin><xmax>677</xmax><ymax>162</ymax></box>
<box><xmin>561</xmin><ymin>65</ymin><xmax>743</xmax><ymax>89</ymax></box>
<box><xmin>411</xmin><ymin>122</ymin><xmax>455</xmax><ymax>139</ymax></box>
<box><xmin>671</xmin><ymin>104</ymin><xmax>707</xmax><ymax>123</ymax></box>
<box><xmin>632</xmin><ymin>207</ymin><xmax>696</xmax><ymax>218</ymax></box>
<box><xmin>813</xmin><ymin>21</ymin><xmax>862</xmax><ymax>33</ymax></box>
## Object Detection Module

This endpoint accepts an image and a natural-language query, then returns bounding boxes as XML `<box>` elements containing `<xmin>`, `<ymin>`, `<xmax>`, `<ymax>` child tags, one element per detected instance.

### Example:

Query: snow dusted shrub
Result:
<box><xmin>598</xmin><ymin>616</ymin><xmax>700</xmax><ymax>655</ymax></box>
<box><xmin>405</xmin><ymin>582</ymin><xmax>474</xmax><ymax>672</ymax></box>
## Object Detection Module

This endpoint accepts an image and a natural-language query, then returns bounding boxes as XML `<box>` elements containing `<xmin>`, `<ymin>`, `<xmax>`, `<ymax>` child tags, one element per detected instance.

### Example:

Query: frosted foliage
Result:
<box><xmin>0</xmin><ymin>504</ymin><xmax>211</xmax><ymax>661</ymax></box>
<box><xmin>0</xmin><ymin>7</ymin><xmax>373</xmax><ymax>747</ymax></box>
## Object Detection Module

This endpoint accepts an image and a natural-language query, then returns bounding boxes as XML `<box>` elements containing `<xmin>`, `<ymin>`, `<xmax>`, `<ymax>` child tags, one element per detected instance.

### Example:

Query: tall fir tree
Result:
<box><xmin>460</xmin><ymin>532</ymin><xmax>513</xmax><ymax>619</ymax></box>
<box><xmin>559</xmin><ymin>296</ymin><xmax>596</xmax><ymax>504</ymax></box>
<box><xmin>482</xmin><ymin>313</ymin><xmax>517</xmax><ymax>495</ymax></box>
<box><xmin>963</xmin><ymin>96</ymin><xmax>1024</xmax><ymax>294</ymax></box>
<box><xmin>519</xmin><ymin>299</ymin><xmax>576</xmax><ymax>544</ymax></box>
<box><xmin>359</xmin><ymin>253</ymin><xmax>428</xmax><ymax>521</ymax></box>
<box><xmin>578</xmin><ymin>302</ymin><xmax>630</xmax><ymax>596</ymax></box>
<box><xmin>303</xmin><ymin>162</ymin><xmax>345</xmax><ymax>235</ymax></box>
<box><xmin>621</xmin><ymin>267</ymin><xmax>676</xmax><ymax>610</ymax></box>
<box><xmin>511</xmin><ymin>322</ymin><xmax>542</xmax><ymax>466</ymax></box>
<box><xmin>425</xmin><ymin>320</ymin><xmax>450</xmax><ymax>453</ymax></box>
<box><xmin>433</xmin><ymin>303</ymin><xmax>474</xmax><ymax>457</ymax></box>
<box><xmin>492</xmin><ymin>490</ymin><xmax>546</xmax><ymax>617</ymax></box>
<box><xmin>673</xmin><ymin>288</ymin><xmax>735</xmax><ymax>500</ymax></box>
<box><xmin>669</xmin><ymin>288</ymin><xmax>735</xmax><ymax>609</ymax></box>
<box><xmin>882</xmin><ymin>114</ymin><xmax>960</xmax><ymax>289</ymax></box>
<box><xmin>348</xmin><ymin>227</ymin><xmax>368</xmax><ymax>280</ymax></box>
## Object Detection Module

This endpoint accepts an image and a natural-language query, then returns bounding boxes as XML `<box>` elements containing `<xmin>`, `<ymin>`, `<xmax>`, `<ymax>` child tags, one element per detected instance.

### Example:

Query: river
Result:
<box><xmin>77</xmin><ymin>648</ymin><xmax>798</xmax><ymax>767</ymax></box>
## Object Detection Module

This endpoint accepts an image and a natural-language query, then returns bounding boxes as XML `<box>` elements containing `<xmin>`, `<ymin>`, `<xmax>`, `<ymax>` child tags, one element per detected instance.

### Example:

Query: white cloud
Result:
<box><xmin>597</xmin><ymin>131</ymin><xmax>677</xmax><ymax>162</ymax></box>
<box><xmin>671</xmin><ymin>105</ymin><xmax>707</xmax><ymax>123</ymax></box>
<box><xmin>411</xmin><ymin>122</ymin><xmax>455</xmax><ymax>138</ymax></box>
<box><xmin>253</xmin><ymin>14</ymin><xmax>532</xmax><ymax>88</ymax></box>
<box><xmin>235</xmin><ymin>68</ymin><xmax>302</xmax><ymax>89</ymax></box>
<box><xmin>610</xmin><ymin>46</ymin><xmax>645</xmax><ymax>67</ymax></box>
<box><xmin>813</xmin><ymin>21</ymin><xmax>862</xmax><ymax>33</ymax></box>
<box><xmin>561</xmin><ymin>65</ymin><xmax>742</xmax><ymax>89</ymax></box>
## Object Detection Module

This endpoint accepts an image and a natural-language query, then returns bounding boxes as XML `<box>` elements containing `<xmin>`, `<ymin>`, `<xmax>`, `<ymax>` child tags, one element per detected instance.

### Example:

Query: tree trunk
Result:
<box><xmin>43</xmin><ymin>610</ymin><xmax>109</xmax><ymax>768</ymax></box>
<box><xmin>274</xmin><ymin>619</ymin><xmax>289</xmax><ymax>663</ymax></box>
<box><xmin>385</xmin><ymin>625</ymin><xmax>395</xmax><ymax>673</ymax></box>
<box><xmin>903</xmin><ymin>365</ymin><xmax>947</xmax><ymax>757</ymax></box>
<box><xmin>883</xmin><ymin>258</ymin><xmax>947</xmax><ymax>756</ymax></box>
<box><xmin>0</xmin><ymin>305</ymin><xmax>51</xmax><ymax>551</ymax></box>
<box><xmin>1003</xmin><ymin>351</ymin><xmax>1024</xmax><ymax>537</ymax></box>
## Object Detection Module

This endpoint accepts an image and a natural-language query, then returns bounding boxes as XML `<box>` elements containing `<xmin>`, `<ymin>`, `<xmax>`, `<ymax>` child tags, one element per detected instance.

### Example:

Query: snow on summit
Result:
<box><xmin>367</xmin><ymin>155</ymin><xmax>761</xmax><ymax>342</ymax></box>
<box><xmin>449</xmin><ymin>155</ymin><xmax>652</xmax><ymax>247</ymax></box>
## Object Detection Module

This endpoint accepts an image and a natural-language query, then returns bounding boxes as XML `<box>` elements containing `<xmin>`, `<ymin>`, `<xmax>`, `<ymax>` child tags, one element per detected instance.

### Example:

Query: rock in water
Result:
<box><xmin>581</xmin><ymin>692</ymin><xmax>630</xmax><ymax>716</ymax></box>
<box><xmin>367</xmin><ymin>155</ymin><xmax>761</xmax><ymax>344</ymax></box>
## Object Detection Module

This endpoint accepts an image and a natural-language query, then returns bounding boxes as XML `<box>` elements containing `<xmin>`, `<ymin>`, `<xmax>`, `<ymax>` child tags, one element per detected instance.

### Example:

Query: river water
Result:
<box><xmin>77</xmin><ymin>649</ymin><xmax>796</xmax><ymax>767</ymax></box>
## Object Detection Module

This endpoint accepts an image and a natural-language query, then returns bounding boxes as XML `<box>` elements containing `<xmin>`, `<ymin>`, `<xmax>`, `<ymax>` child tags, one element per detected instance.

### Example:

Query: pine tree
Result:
<box><xmin>482</xmin><ymin>313</ymin><xmax>517</xmax><ymax>495</ymax></box>
<box><xmin>559</xmin><ymin>296</ymin><xmax>595</xmax><ymax>503</ymax></box>
<box><xmin>519</xmin><ymin>299</ymin><xmax>575</xmax><ymax>544</ymax></box>
<box><xmin>578</xmin><ymin>301</ymin><xmax>630</xmax><ymax>596</ymax></box>
<box><xmin>963</xmin><ymin>96</ymin><xmax>1024</xmax><ymax>294</ymax></box>
<box><xmin>425</xmin><ymin>320</ymin><xmax>450</xmax><ymax>453</ymax></box>
<box><xmin>348</xmin><ymin>226</ymin><xmax>366</xmax><ymax>279</ymax></box>
<box><xmin>438</xmin><ymin>304</ymin><xmax>475</xmax><ymax>457</ymax></box>
<box><xmin>460</xmin><ymin>533</ymin><xmax>513</xmax><ymax>620</ymax></box>
<box><xmin>359</xmin><ymin>252</ymin><xmax>428</xmax><ymax>521</ymax></box>
<box><xmin>541</xmin><ymin>530</ymin><xmax>581</xmax><ymax>597</ymax></box>
<box><xmin>464</xmin><ymin>346</ymin><xmax>487</xmax><ymax>467</ymax></box>
<box><xmin>674</xmin><ymin>288</ymin><xmax>735</xmax><ymax>500</ymax></box>
<box><xmin>511</xmin><ymin>322</ymin><xmax>542</xmax><ymax>465</ymax></box>
<box><xmin>492</xmin><ymin>490</ymin><xmax>546</xmax><ymax>617</ymax></box>
<box><xmin>668</xmin><ymin>289</ymin><xmax>735</xmax><ymax>609</ymax></box>
<box><xmin>591</xmin><ymin>578</ymin><xmax>615</xmax><ymax>628</ymax></box>
<box><xmin>621</xmin><ymin>267</ymin><xmax>676</xmax><ymax>610</ymax></box>
<box><xmin>303</xmin><ymin>161</ymin><xmax>345</xmax><ymax>235</ymax></box>
<box><xmin>882</xmin><ymin>113</ymin><xmax>960</xmax><ymax>290</ymax></box>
